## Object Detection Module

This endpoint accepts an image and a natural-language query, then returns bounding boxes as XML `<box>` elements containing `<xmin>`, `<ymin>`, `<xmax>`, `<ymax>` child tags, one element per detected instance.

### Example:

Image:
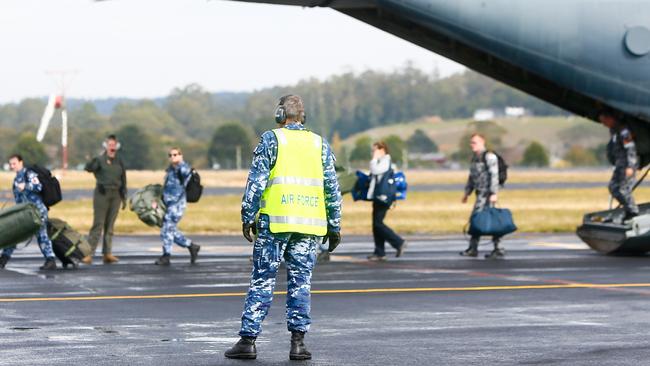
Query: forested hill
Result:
<box><xmin>0</xmin><ymin>66</ymin><xmax>566</xmax><ymax>169</ymax></box>
<box><xmin>0</xmin><ymin>67</ymin><xmax>563</xmax><ymax>140</ymax></box>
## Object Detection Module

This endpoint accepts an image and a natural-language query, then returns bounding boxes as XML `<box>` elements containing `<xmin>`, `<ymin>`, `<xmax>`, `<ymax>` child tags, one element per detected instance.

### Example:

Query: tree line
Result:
<box><xmin>0</xmin><ymin>66</ymin><xmax>567</xmax><ymax>170</ymax></box>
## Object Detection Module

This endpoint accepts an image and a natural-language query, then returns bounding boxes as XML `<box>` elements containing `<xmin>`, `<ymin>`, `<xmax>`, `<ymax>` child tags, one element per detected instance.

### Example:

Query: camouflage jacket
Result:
<box><xmin>464</xmin><ymin>150</ymin><xmax>500</xmax><ymax>197</ymax></box>
<box><xmin>241</xmin><ymin>123</ymin><xmax>342</xmax><ymax>232</ymax></box>
<box><xmin>163</xmin><ymin>161</ymin><xmax>192</xmax><ymax>206</ymax></box>
<box><xmin>607</xmin><ymin>127</ymin><xmax>638</xmax><ymax>170</ymax></box>
<box><xmin>13</xmin><ymin>168</ymin><xmax>46</xmax><ymax>212</ymax></box>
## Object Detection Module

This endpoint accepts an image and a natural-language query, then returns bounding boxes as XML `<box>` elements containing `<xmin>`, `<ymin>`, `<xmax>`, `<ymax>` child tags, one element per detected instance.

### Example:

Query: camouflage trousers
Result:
<box><xmin>239</xmin><ymin>226</ymin><xmax>318</xmax><ymax>338</ymax></box>
<box><xmin>609</xmin><ymin>168</ymin><xmax>639</xmax><ymax>215</ymax></box>
<box><xmin>160</xmin><ymin>203</ymin><xmax>191</xmax><ymax>255</ymax></box>
<box><xmin>3</xmin><ymin>209</ymin><xmax>54</xmax><ymax>259</ymax></box>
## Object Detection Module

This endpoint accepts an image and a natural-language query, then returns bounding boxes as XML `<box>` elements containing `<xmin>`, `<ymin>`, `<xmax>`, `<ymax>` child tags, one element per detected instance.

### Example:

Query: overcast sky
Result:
<box><xmin>0</xmin><ymin>0</ymin><xmax>464</xmax><ymax>102</ymax></box>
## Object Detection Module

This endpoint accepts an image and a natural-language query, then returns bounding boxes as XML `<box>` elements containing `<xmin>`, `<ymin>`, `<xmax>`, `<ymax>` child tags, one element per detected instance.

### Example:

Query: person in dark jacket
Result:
<box><xmin>82</xmin><ymin>134</ymin><xmax>126</xmax><ymax>265</ymax></box>
<box><xmin>366</xmin><ymin>141</ymin><xmax>407</xmax><ymax>262</ymax></box>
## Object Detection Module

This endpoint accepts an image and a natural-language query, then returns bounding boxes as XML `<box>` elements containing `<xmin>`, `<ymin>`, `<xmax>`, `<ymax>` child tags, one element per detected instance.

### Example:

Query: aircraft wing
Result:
<box><xmin>223</xmin><ymin>0</ymin><xmax>375</xmax><ymax>9</ymax></box>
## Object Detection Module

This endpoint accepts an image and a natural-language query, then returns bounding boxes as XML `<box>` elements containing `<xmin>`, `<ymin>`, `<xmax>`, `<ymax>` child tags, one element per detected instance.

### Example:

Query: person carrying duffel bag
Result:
<box><xmin>460</xmin><ymin>134</ymin><xmax>515</xmax><ymax>259</ymax></box>
<box><xmin>1</xmin><ymin>154</ymin><xmax>58</xmax><ymax>270</ymax></box>
<box><xmin>47</xmin><ymin>218</ymin><xmax>92</xmax><ymax>269</ymax></box>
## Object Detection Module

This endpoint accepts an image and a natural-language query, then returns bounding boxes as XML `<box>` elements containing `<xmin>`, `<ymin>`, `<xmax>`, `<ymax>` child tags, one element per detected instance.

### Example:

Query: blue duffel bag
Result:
<box><xmin>468</xmin><ymin>207</ymin><xmax>517</xmax><ymax>237</ymax></box>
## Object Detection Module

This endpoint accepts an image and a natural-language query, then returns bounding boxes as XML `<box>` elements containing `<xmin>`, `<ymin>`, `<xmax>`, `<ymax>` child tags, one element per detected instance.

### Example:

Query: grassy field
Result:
<box><xmin>0</xmin><ymin>168</ymin><xmax>614</xmax><ymax>192</ymax></box>
<box><xmin>0</xmin><ymin>169</ymin><xmax>640</xmax><ymax>235</ymax></box>
<box><xmin>341</xmin><ymin>116</ymin><xmax>608</xmax><ymax>156</ymax></box>
<box><xmin>0</xmin><ymin>170</ymin><xmax>249</xmax><ymax>190</ymax></box>
<box><xmin>37</xmin><ymin>185</ymin><xmax>650</xmax><ymax>236</ymax></box>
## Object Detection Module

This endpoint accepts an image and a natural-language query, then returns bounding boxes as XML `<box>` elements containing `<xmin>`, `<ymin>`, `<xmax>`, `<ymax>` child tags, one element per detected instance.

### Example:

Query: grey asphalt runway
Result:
<box><xmin>2</xmin><ymin>234</ymin><xmax>650</xmax><ymax>365</ymax></box>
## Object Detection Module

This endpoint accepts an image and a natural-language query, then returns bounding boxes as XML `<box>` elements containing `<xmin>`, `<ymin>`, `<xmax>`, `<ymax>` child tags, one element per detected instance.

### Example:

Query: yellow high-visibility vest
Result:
<box><xmin>259</xmin><ymin>128</ymin><xmax>327</xmax><ymax>236</ymax></box>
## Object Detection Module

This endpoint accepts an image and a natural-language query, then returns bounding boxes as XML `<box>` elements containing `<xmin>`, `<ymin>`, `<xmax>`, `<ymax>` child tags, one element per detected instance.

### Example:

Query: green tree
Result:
<box><xmin>111</xmin><ymin>101</ymin><xmax>183</xmax><ymax>140</ymax></box>
<box><xmin>116</xmin><ymin>124</ymin><xmax>154</xmax><ymax>170</ymax></box>
<box><xmin>70</xmin><ymin>102</ymin><xmax>108</xmax><ymax>130</ymax></box>
<box><xmin>385</xmin><ymin>135</ymin><xmax>405</xmax><ymax>165</ymax></box>
<box><xmin>521</xmin><ymin>141</ymin><xmax>550</xmax><ymax>167</ymax></box>
<box><xmin>68</xmin><ymin>128</ymin><xmax>105</xmax><ymax>167</ymax></box>
<box><xmin>349</xmin><ymin>136</ymin><xmax>371</xmax><ymax>163</ymax></box>
<box><xmin>165</xmin><ymin>84</ymin><xmax>217</xmax><ymax>139</ymax></box>
<box><xmin>407</xmin><ymin>129</ymin><xmax>438</xmax><ymax>153</ymax></box>
<box><xmin>564</xmin><ymin>146</ymin><xmax>599</xmax><ymax>167</ymax></box>
<box><xmin>208</xmin><ymin>122</ymin><xmax>254</xmax><ymax>170</ymax></box>
<box><xmin>0</xmin><ymin>127</ymin><xmax>19</xmax><ymax>163</ymax></box>
<box><xmin>591</xmin><ymin>143</ymin><xmax>609</xmax><ymax>165</ymax></box>
<box><xmin>12</xmin><ymin>133</ymin><xmax>48</xmax><ymax>166</ymax></box>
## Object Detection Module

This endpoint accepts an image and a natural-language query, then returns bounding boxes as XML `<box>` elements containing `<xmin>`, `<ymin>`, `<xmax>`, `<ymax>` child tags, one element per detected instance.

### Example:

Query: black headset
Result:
<box><xmin>274</xmin><ymin>95</ymin><xmax>306</xmax><ymax>124</ymax></box>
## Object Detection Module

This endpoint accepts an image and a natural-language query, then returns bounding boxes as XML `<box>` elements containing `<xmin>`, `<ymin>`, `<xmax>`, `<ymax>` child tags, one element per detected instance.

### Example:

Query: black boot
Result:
<box><xmin>623</xmin><ymin>211</ymin><xmax>639</xmax><ymax>222</ymax></box>
<box><xmin>289</xmin><ymin>331</ymin><xmax>312</xmax><ymax>361</ymax></box>
<box><xmin>224</xmin><ymin>337</ymin><xmax>257</xmax><ymax>359</ymax></box>
<box><xmin>0</xmin><ymin>255</ymin><xmax>10</xmax><ymax>269</ymax></box>
<box><xmin>485</xmin><ymin>237</ymin><xmax>505</xmax><ymax>259</ymax></box>
<box><xmin>154</xmin><ymin>254</ymin><xmax>171</xmax><ymax>266</ymax></box>
<box><xmin>39</xmin><ymin>258</ymin><xmax>57</xmax><ymax>270</ymax></box>
<box><xmin>317</xmin><ymin>250</ymin><xmax>330</xmax><ymax>263</ymax></box>
<box><xmin>188</xmin><ymin>243</ymin><xmax>200</xmax><ymax>264</ymax></box>
<box><xmin>459</xmin><ymin>238</ymin><xmax>479</xmax><ymax>257</ymax></box>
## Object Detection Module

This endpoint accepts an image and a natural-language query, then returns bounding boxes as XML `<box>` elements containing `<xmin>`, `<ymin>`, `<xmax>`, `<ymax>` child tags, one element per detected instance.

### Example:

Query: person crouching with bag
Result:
<box><xmin>460</xmin><ymin>134</ymin><xmax>504</xmax><ymax>259</ymax></box>
<box><xmin>154</xmin><ymin>147</ymin><xmax>200</xmax><ymax>265</ymax></box>
<box><xmin>366</xmin><ymin>141</ymin><xmax>407</xmax><ymax>262</ymax></box>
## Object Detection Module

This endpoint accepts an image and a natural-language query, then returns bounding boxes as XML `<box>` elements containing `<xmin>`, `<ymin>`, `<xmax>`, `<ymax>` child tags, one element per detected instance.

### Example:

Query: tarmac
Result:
<box><xmin>2</xmin><ymin>234</ymin><xmax>650</xmax><ymax>365</ymax></box>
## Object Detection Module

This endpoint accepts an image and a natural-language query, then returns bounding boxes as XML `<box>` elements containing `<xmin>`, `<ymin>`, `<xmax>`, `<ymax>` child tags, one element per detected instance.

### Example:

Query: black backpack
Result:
<box><xmin>482</xmin><ymin>151</ymin><xmax>508</xmax><ymax>186</ymax></box>
<box><xmin>29</xmin><ymin>165</ymin><xmax>62</xmax><ymax>207</ymax></box>
<box><xmin>178</xmin><ymin>168</ymin><xmax>203</xmax><ymax>203</ymax></box>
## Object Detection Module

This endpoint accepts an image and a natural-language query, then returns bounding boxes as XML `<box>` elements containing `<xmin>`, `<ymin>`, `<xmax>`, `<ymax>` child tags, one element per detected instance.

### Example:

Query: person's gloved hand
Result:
<box><xmin>242</xmin><ymin>222</ymin><xmax>257</xmax><ymax>243</ymax></box>
<box><xmin>322</xmin><ymin>230</ymin><xmax>341</xmax><ymax>253</ymax></box>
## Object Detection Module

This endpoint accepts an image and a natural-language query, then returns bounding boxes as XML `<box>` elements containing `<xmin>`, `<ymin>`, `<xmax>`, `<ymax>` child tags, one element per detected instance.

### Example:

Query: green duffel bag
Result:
<box><xmin>129</xmin><ymin>184</ymin><xmax>167</xmax><ymax>227</ymax></box>
<box><xmin>48</xmin><ymin>218</ymin><xmax>92</xmax><ymax>259</ymax></box>
<box><xmin>0</xmin><ymin>203</ymin><xmax>42</xmax><ymax>249</ymax></box>
<box><xmin>335</xmin><ymin>164</ymin><xmax>357</xmax><ymax>196</ymax></box>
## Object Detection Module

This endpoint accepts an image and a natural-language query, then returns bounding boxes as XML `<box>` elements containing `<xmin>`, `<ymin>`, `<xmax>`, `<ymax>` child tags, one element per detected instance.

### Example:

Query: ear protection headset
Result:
<box><xmin>274</xmin><ymin>95</ymin><xmax>306</xmax><ymax>124</ymax></box>
<box><xmin>102</xmin><ymin>136</ymin><xmax>121</xmax><ymax>151</ymax></box>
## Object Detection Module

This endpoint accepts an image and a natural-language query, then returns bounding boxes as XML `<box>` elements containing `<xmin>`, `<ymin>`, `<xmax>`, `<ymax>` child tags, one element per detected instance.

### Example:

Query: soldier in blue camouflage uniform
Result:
<box><xmin>154</xmin><ymin>147</ymin><xmax>200</xmax><ymax>265</ymax></box>
<box><xmin>225</xmin><ymin>95</ymin><xmax>342</xmax><ymax>361</ymax></box>
<box><xmin>461</xmin><ymin>134</ymin><xmax>503</xmax><ymax>259</ymax></box>
<box><xmin>0</xmin><ymin>154</ymin><xmax>56</xmax><ymax>270</ymax></box>
<box><xmin>599</xmin><ymin>110</ymin><xmax>639</xmax><ymax>221</ymax></box>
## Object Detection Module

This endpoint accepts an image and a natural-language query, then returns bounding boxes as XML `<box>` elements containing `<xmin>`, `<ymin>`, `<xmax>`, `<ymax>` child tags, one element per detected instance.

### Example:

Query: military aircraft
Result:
<box><xmin>226</xmin><ymin>0</ymin><xmax>650</xmax><ymax>253</ymax></box>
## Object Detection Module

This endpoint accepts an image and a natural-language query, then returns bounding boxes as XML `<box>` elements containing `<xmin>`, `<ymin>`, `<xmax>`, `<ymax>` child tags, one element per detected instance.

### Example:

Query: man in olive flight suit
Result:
<box><xmin>83</xmin><ymin>134</ymin><xmax>127</xmax><ymax>265</ymax></box>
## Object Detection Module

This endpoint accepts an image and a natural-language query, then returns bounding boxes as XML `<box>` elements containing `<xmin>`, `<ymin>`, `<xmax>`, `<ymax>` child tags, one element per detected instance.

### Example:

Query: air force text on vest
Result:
<box><xmin>280</xmin><ymin>193</ymin><xmax>320</xmax><ymax>207</ymax></box>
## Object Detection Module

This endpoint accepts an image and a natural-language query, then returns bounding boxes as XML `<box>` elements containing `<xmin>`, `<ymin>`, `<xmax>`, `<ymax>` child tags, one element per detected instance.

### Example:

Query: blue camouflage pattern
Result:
<box><xmin>241</xmin><ymin>123</ymin><xmax>342</xmax><ymax>232</ymax></box>
<box><xmin>9</xmin><ymin>168</ymin><xmax>54</xmax><ymax>259</ymax></box>
<box><xmin>238</xmin><ymin>122</ymin><xmax>342</xmax><ymax>337</ymax></box>
<box><xmin>239</xmin><ymin>215</ymin><xmax>317</xmax><ymax>337</ymax></box>
<box><xmin>608</xmin><ymin>127</ymin><xmax>639</xmax><ymax>215</ymax></box>
<box><xmin>161</xmin><ymin>162</ymin><xmax>192</xmax><ymax>254</ymax></box>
